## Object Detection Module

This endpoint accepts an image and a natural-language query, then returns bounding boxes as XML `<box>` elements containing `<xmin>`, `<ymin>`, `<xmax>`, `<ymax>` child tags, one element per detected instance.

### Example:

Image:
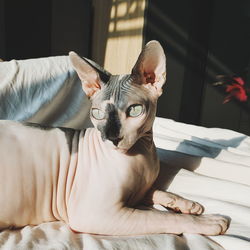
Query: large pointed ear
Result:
<box><xmin>132</xmin><ymin>40</ymin><xmax>166</xmax><ymax>97</ymax></box>
<box><xmin>69</xmin><ymin>51</ymin><xmax>102</xmax><ymax>98</ymax></box>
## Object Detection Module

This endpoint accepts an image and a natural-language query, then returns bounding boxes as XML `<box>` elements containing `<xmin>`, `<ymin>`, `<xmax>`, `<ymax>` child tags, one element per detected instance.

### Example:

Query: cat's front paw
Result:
<box><xmin>179</xmin><ymin>214</ymin><xmax>230</xmax><ymax>235</ymax></box>
<box><xmin>154</xmin><ymin>191</ymin><xmax>204</xmax><ymax>215</ymax></box>
<box><xmin>148</xmin><ymin>190</ymin><xmax>204</xmax><ymax>215</ymax></box>
<box><xmin>172</xmin><ymin>199</ymin><xmax>204</xmax><ymax>215</ymax></box>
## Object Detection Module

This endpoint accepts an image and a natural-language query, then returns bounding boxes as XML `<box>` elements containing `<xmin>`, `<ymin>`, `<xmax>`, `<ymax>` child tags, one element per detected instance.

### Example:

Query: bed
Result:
<box><xmin>0</xmin><ymin>56</ymin><xmax>249</xmax><ymax>250</ymax></box>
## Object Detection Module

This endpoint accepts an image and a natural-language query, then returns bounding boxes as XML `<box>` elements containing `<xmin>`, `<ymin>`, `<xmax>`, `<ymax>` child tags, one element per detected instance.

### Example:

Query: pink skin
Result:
<box><xmin>0</xmin><ymin>122</ymin><xmax>228</xmax><ymax>235</ymax></box>
<box><xmin>0</xmin><ymin>41</ymin><xmax>229</xmax><ymax>235</ymax></box>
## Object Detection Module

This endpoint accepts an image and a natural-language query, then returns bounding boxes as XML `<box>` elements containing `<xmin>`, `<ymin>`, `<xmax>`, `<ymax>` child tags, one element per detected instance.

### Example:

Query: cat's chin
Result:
<box><xmin>104</xmin><ymin>140</ymin><xmax>129</xmax><ymax>153</ymax></box>
<box><xmin>115</xmin><ymin>147</ymin><xmax>129</xmax><ymax>153</ymax></box>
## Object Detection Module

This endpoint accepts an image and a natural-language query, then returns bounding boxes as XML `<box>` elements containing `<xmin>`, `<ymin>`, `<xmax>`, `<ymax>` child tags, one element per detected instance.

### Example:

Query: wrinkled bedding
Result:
<box><xmin>0</xmin><ymin>57</ymin><xmax>249</xmax><ymax>250</ymax></box>
<box><xmin>0</xmin><ymin>55</ymin><xmax>92</xmax><ymax>129</ymax></box>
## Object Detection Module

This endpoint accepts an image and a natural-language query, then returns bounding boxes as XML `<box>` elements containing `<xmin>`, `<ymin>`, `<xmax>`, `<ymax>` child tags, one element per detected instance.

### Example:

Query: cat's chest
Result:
<box><xmin>77</xmin><ymin>128</ymin><xmax>159</xmax><ymax>204</ymax></box>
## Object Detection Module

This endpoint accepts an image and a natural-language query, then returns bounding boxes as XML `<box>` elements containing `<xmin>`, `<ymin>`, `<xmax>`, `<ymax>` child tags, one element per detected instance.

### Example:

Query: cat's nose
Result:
<box><xmin>108</xmin><ymin>136</ymin><xmax>123</xmax><ymax>146</ymax></box>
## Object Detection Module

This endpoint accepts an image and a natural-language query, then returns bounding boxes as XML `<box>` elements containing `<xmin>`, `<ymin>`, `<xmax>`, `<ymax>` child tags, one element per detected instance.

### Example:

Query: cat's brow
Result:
<box><xmin>100</xmin><ymin>74</ymin><xmax>150</xmax><ymax>112</ymax></box>
<box><xmin>103</xmin><ymin>75</ymin><xmax>132</xmax><ymax>104</ymax></box>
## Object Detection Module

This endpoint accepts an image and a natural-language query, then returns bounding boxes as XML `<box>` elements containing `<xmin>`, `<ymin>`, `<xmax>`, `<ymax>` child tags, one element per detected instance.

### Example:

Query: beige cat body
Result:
<box><xmin>0</xmin><ymin>41</ymin><xmax>229</xmax><ymax>235</ymax></box>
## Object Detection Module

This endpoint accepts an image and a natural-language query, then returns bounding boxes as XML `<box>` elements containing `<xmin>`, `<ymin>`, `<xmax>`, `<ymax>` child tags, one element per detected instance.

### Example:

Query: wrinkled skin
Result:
<box><xmin>0</xmin><ymin>41</ymin><xmax>230</xmax><ymax>235</ymax></box>
<box><xmin>0</xmin><ymin>121</ymin><xmax>228</xmax><ymax>235</ymax></box>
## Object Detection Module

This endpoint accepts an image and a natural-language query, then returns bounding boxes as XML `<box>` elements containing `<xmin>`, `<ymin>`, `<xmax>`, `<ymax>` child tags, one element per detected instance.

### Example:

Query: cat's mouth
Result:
<box><xmin>105</xmin><ymin>138</ymin><xmax>131</xmax><ymax>153</ymax></box>
<box><xmin>114</xmin><ymin>140</ymin><xmax>137</xmax><ymax>154</ymax></box>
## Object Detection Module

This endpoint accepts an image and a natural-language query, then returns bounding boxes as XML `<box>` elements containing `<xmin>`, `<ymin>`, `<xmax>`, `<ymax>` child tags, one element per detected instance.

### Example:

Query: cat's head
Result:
<box><xmin>69</xmin><ymin>41</ymin><xmax>166</xmax><ymax>152</ymax></box>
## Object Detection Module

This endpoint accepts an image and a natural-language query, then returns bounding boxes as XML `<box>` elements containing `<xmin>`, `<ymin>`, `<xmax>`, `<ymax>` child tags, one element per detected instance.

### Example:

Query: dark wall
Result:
<box><xmin>0</xmin><ymin>0</ymin><xmax>5</xmax><ymax>59</ymax></box>
<box><xmin>200</xmin><ymin>0</ymin><xmax>250</xmax><ymax>135</ymax></box>
<box><xmin>51</xmin><ymin>0</ymin><xmax>91</xmax><ymax>57</ymax></box>
<box><xmin>4</xmin><ymin>0</ymin><xmax>51</xmax><ymax>60</ymax></box>
<box><xmin>0</xmin><ymin>0</ymin><xmax>91</xmax><ymax>60</ymax></box>
<box><xmin>144</xmin><ymin>0</ymin><xmax>189</xmax><ymax>121</ymax></box>
<box><xmin>144</xmin><ymin>0</ymin><xmax>250</xmax><ymax>135</ymax></box>
<box><xmin>144</xmin><ymin>0</ymin><xmax>213</xmax><ymax>124</ymax></box>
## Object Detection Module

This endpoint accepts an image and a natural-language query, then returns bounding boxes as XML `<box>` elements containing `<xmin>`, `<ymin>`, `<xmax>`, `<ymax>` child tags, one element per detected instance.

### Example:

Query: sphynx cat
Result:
<box><xmin>0</xmin><ymin>41</ymin><xmax>229</xmax><ymax>235</ymax></box>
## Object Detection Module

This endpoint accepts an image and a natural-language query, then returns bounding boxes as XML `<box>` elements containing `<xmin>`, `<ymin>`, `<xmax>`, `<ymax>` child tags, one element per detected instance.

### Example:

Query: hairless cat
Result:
<box><xmin>0</xmin><ymin>41</ymin><xmax>229</xmax><ymax>235</ymax></box>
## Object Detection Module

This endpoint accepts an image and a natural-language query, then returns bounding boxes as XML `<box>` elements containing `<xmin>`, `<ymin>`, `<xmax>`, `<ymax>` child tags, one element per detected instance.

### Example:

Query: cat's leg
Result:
<box><xmin>114</xmin><ymin>208</ymin><xmax>229</xmax><ymax>235</ymax></box>
<box><xmin>145</xmin><ymin>189</ymin><xmax>204</xmax><ymax>214</ymax></box>
<box><xmin>69</xmin><ymin>206</ymin><xmax>229</xmax><ymax>236</ymax></box>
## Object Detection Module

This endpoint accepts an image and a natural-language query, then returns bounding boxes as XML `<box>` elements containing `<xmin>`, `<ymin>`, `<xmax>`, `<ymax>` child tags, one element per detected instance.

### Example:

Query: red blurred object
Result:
<box><xmin>214</xmin><ymin>75</ymin><xmax>249</xmax><ymax>103</ymax></box>
<box><xmin>215</xmin><ymin>76</ymin><xmax>248</xmax><ymax>104</ymax></box>
<box><xmin>233</xmin><ymin>77</ymin><xmax>245</xmax><ymax>86</ymax></box>
<box><xmin>223</xmin><ymin>82</ymin><xmax>248</xmax><ymax>104</ymax></box>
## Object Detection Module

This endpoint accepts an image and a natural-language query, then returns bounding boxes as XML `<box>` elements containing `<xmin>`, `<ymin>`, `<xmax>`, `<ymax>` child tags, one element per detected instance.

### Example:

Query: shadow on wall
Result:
<box><xmin>91</xmin><ymin>0</ymin><xmax>145</xmax><ymax>69</ymax></box>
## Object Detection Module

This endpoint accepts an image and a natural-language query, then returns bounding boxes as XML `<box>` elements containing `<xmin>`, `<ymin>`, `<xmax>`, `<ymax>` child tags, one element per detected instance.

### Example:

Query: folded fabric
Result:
<box><xmin>0</xmin><ymin>56</ymin><xmax>92</xmax><ymax>129</ymax></box>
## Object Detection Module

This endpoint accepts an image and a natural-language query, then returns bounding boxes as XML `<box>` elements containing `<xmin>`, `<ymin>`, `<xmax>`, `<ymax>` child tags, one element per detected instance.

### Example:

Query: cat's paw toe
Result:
<box><xmin>189</xmin><ymin>202</ymin><xmax>204</xmax><ymax>215</ymax></box>
<box><xmin>177</xmin><ymin>200</ymin><xmax>204</xmax><ymax>215</ymax></box>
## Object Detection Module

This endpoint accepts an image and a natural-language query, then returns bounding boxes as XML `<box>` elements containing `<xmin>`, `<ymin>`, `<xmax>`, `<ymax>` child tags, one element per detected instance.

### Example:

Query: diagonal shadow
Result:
<box><xmin>176</xmin><ymin>135</ymin><xmax>248</xmax><ymax>158</ymax></box>
<box><xmin>155</xmin><ymin>148</ymin><xmax>202</xmax><ymax>190</ymax></box>
<box><xmin>154</xmin><ymin>134</ymin><xmax>248</xmax><ymax>190</ymax></box>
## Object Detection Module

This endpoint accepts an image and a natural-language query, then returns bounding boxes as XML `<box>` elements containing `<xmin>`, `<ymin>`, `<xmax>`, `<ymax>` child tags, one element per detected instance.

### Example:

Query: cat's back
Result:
<box><xmin>0</xmin><ymin>120</ymin><xmax>82</xmax><ymax>228</ymax></box>
<box><xmin>0</xmin><ymin>120</ymin><xmax>79</xmax><ymax>154</ymax></box>
<box><xmin>0</xmin><ymin>119</ymin><xmax>81</xmax><ymax>185</ymax></box>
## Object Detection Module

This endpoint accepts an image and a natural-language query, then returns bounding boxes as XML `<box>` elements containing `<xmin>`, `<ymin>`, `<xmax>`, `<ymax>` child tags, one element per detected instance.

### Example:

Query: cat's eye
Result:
<box><xmin>91</xmin><ymin>108</ymin><xmax>105</xmax><ymax>120</ymax></box>
<box><xmin>127</xmin><ymin>104</ymin><xmax>143</xmax><ymax>117</ymax></box>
